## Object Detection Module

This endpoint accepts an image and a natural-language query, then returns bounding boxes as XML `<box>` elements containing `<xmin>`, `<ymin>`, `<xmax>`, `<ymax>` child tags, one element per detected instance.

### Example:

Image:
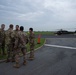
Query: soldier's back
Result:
<box><xmin>0</xmin><ymin>28</ymin><xmax>5</xmax><ymax>43</ymax></box>
<box><xmin>19</xmin><ymin>31</ymin><xmax>28</xmax><ymax>45</ymax></box>
<box><xmin>29</xmin><ymin>32</ymin><xmax>35</xmax><ymax>44</ymax></box>
<box><xmin>5</xmin><ymin>29</ymin><xmax>13</xmax><ymax>45</ymax></box>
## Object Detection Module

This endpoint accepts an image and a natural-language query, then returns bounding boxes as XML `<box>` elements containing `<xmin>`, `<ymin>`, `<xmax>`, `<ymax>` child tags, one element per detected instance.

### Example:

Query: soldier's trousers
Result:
<box><xmin>29</xmin><ymin>44</ymin><xmax>34</xmax><ymax>58</ymax></box>
<box><xmin>6</xmin><ymin>44</ymin><xmax>14</xmax><ymax>60</ymax></box>
<box><xmin>15</xmin><ymin>47</ymin><xmax>26</xmax><ymax>64</ymax></box>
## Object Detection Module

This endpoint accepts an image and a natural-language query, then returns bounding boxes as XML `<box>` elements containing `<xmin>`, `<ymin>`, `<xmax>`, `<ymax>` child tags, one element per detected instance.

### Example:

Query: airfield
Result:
<box><xmin>0</xmin><ymin>34</ymin><xmax>76</xmax><ymax>75</ymax></box>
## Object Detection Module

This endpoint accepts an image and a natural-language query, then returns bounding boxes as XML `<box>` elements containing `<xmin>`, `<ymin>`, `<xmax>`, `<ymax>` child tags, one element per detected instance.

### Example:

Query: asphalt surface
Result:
<box><xmin>0</xmin><ymin>35</ymin><xmax>76</xmax><ymax>75</ymax></box>
<box><xmin>36</xmin><ymin>34</ymin><xmax>76</xmax><ymax>38</ymax></box>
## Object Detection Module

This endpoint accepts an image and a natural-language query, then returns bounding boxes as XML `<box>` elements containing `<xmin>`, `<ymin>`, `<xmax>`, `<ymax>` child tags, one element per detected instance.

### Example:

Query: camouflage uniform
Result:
<box><xmin>11</xmin><ymin>30</ymin><xmax>19</xmax><ymax>62</ymax></box>
<box><xmin>14</xmin><ymin>31</ymin><xmax>28</xmax><ymax>68</ymax></box>
<box><xmin>0</xmin><ymin>28</ymin><xmax>5</xmax><ymax>55</ymax></box>
<box><xmin>5</xmin><ymin>28</ymin><xmax>14</xmax><ymax>61</ymax></box>
<box><xmin>29</xmin><ymin>32</ymin><xmax>35</xmax><ymax>60</ymax></box>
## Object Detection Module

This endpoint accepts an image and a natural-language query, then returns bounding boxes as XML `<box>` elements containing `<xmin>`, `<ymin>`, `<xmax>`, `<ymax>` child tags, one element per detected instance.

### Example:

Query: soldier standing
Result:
<box><xmin>29</xmin><ymin>28</ymin><xmax>35</xmax><ymax>60</ymax></box>
<box><xmin>0</xmin><ymin>24</ymin><xmax>6</xmax><ymax>55</ymax></box>
<box><xmin>12</xmin><ymin>25</ymin><xmax>20</xmax><ymax>62</ymax></box>
<box><xmin>5</xmin><ymin>24</ymin><xmax>14</xmax><ymax>62</ymax></box>
<box><xmin>14</xmin><ymin>26</ymin><xmax>28</xmax><ymax>68</ymax></box>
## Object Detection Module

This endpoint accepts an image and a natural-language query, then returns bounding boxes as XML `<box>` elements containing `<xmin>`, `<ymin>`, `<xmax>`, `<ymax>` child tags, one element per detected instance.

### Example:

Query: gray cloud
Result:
<box><xmin>0</xmin><ymin>0</ymin><xmax>76</xmax><ymax>31</ymax></box>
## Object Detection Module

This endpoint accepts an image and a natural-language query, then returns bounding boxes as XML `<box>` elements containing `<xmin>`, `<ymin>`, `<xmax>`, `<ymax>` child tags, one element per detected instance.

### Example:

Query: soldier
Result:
<box><xmin>5</xmin><ymin>24</ymin><xmax>14</xmax><ymax>62</ymax></box>
<box><xmin>14</xmin><ymin>26</ymin><xmax>28</xmax><ymax>68</ymax></box>
<box><xmin>0</xmin><ymin>24</ymin><xmax>6</xmax><ymax>55</ymax></box>
<box><xmin>12</xmin><ymin>25</ymin><xmax>20</xmax><ymax>62</ymax></box>
<box><xmin>28</xmin><ymin>28</ymin><xmax>35</xmax><ymax>60</ymax></box>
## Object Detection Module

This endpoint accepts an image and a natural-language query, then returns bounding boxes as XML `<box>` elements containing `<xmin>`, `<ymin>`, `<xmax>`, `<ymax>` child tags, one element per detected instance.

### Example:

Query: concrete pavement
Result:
<box><xmin>0</xmin><ymin>38</ymin><xmax>76</xmax><ymax>75</ymax></box>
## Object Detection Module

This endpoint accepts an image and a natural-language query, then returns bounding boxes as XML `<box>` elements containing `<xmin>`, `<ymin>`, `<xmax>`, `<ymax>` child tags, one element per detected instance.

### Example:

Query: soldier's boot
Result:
<box><xmin>23</xmin><ymin>60</ymin><xmax>26</xmax><ymax>65</ymax></box>
<box><xmin>13</xmin><ymin>62</ymin><xmax>20</xmax><ymax>68</ymax></box>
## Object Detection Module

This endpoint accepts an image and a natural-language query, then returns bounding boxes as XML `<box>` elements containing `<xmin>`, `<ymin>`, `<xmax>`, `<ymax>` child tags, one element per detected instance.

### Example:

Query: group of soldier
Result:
<box><xmin>0</xmin><ymin>24</ymin><xmax>35</xmax><ymax>68</ymax></box>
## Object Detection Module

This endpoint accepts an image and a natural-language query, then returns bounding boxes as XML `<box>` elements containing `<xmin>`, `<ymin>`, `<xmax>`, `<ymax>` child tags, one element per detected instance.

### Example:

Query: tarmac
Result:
<box><xmin>0</xmin><ymin>34</ymin><xmax>76</xmax><ymax>75</ymax></box>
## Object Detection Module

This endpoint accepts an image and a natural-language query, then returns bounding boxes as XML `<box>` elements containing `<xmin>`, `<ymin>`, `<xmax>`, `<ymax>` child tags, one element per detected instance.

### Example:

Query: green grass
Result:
<box><xmin>27</xmin><ymin>38</ymin><xmax>45</xmax><ymax>52</ymax></box>
<box><xmin>34</xmin><ymin>31</ymin><xmax>54</xmax><ymax>35</ymax></box>
<box><xmin>0</xmin><ymin>38</ymin><xmax>45</xmax><ymax>60</ymax></box>
<box><xmin>26</xmin><ymin>31</ymin><xmax>54</xmax><ymax>35</ymax></box>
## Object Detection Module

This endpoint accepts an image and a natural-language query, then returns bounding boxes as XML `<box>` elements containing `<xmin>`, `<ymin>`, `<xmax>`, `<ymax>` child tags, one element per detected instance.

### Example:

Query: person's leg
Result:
<box><xmin>29</xmin><ymin>44</ymin><xmax>34</xmax><ymax>60</ymax></box>
<box><xmin>11</xmin><ymin>51</ymin><xmax>15</xmax><ymax>62</ymax></box>
<box><xmin>11</xmin><ymin>44</ymin><xmax>15</xmax><ymax>62</ymax></box>
<box><xmin>6</xmin><ymin>46</ymin><xmax>11</xmax><ymax>62</ymax></box>
<box><xmin>21</xmin><ymin>48</ymin><xmax>26</xmax><ymax>65</ymax></box>
<box><xmin>14</xmin><ymin>49</ymin><xmax>20</xmax><ymax>68</ymax></box>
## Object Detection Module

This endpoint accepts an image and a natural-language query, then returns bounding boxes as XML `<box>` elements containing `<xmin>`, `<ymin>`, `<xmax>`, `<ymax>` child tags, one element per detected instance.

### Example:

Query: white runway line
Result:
<box><xmin>44</xmin><ymin>44</ymin><xmax>76</xmax><ymax>50</ymax></box>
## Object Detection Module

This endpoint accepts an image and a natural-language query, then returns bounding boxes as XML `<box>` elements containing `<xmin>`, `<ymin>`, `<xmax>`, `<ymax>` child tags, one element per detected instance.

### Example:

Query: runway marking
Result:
<box><xmin>44</xmin><ymin>44</ymin><xmax>76</xmax><ymax>50</ymax></box>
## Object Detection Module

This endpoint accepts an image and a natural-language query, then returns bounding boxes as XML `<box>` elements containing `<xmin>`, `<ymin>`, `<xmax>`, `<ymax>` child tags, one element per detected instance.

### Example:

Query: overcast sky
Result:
<box><xmin>0</xmin><ymin>0</ymin><xmax>76</xmax><ymax>31</ymax></box>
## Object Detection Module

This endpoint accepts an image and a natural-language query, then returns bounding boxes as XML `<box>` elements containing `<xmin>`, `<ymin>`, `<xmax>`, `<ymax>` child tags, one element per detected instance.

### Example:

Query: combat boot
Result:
<box><xmin>23</xmin><ymin>60</ymin><xmax>26</xmax><ymax>65</ymax></box>
<box><xmin>13</xmin><ymin>63</ymin><xmax>20</xmax><ymax>68</ymax></box>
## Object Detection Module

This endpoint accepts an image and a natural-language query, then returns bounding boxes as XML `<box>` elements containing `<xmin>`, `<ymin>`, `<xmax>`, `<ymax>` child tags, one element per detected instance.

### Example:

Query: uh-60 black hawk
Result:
<box><xmin>55</xmin><ymin>29</ymin><xmax>75</xmax><ymax>35</ymax></box>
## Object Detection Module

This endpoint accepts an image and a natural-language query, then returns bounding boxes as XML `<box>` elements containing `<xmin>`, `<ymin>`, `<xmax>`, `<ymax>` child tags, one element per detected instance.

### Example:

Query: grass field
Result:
<box><xmin>27</xmin><ymin>38</ymin><xmax>45</xmax><ymax>52</ymax></box>
<box><xmin>34</xmin><ymin>31</ymin><xmax>54</xmax><ymax>35</ymax></box>
<box><xmin>26</xmin><ymin>31</ymin><xmax>54</xmax><ymax>35</ymax></box>
<box><xmin>0</xmin><ymin>38</ymin><xmax>45</xmax><ymax>60</ymax></box>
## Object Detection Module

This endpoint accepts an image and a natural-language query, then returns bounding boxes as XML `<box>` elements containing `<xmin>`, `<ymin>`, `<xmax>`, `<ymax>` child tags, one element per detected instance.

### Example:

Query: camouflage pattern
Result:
<box><xmin>29</xmin><ymin>32</ymin><xmax>35</xmax><ymax>59</ymax></box>
<box><xmin>11</xmin><ymin>30</ymin><xmax>19</xmax><ymax>61</ymax></box>
<box><xmin>0</xmin><ymin>28</ymin><xmax>5</xmax><ymax>55</ymax></box>
<box><xmin>5</xmin><ymin>28</ymin><xmax>14</xmax><ymax>60</ymax></box>
<box><xmin>14</xmin><ymin>31</ymin><xmax>28</xmax><ymax>64</ymax></box>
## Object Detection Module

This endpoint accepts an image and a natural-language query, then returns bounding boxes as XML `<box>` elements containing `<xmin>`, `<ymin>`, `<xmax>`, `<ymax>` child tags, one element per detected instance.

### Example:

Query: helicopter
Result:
<box><xmin>55</xmin><ymin>28</ymin><xmax>76</xmax><ymax>35</ymax></box>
